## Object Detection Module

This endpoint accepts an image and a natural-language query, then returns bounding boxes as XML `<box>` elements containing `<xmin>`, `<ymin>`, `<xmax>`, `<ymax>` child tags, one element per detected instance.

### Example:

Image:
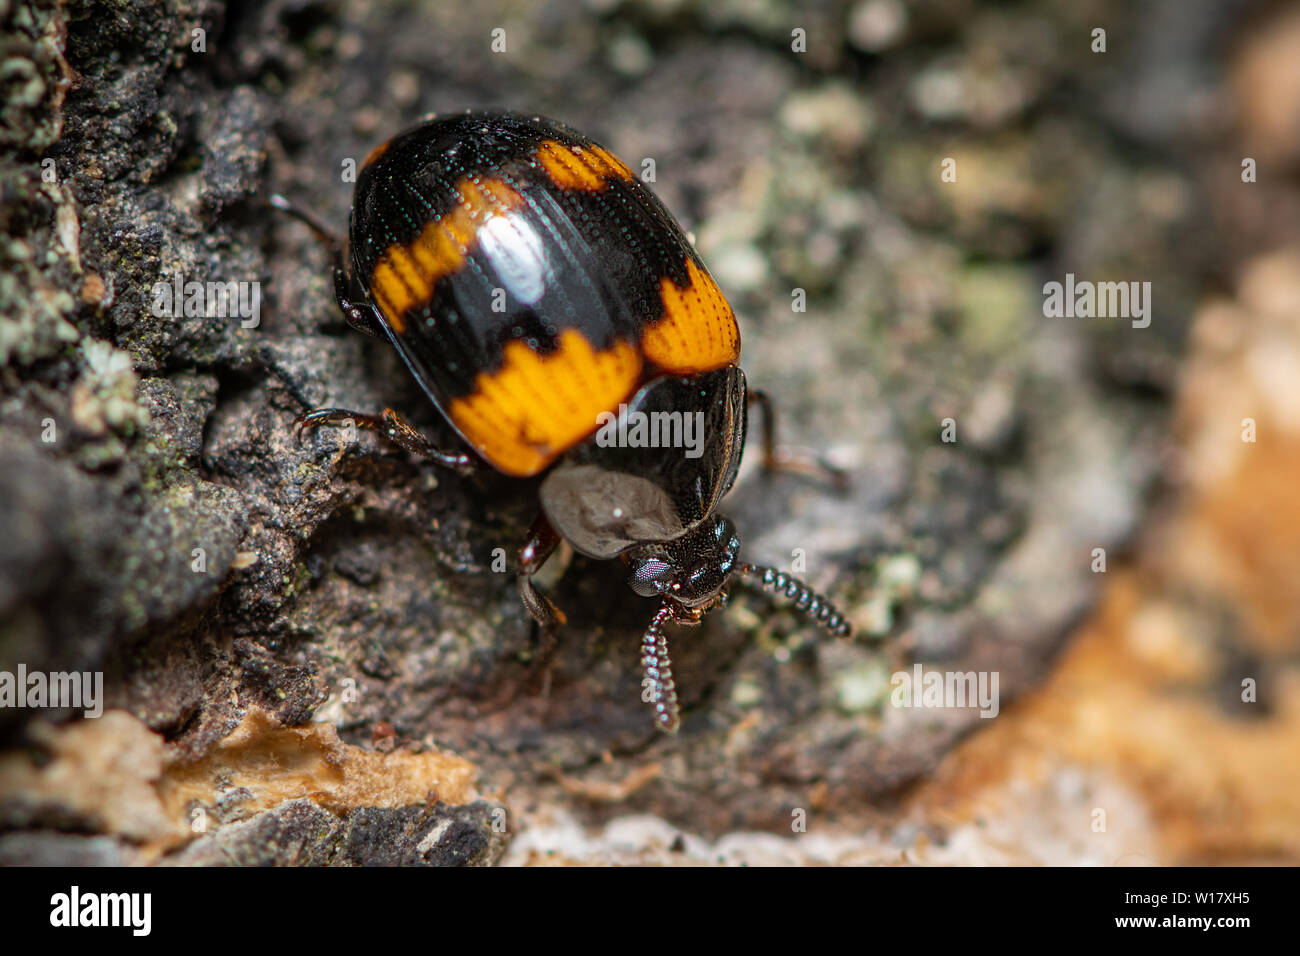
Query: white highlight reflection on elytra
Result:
<box><xmin>479</xmin><ymin>212</ymin><xmax>551</xmax><ymax>305</ymax></box>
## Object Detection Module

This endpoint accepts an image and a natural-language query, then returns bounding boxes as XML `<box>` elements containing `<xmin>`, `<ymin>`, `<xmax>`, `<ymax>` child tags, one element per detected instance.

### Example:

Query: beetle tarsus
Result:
<box><xmin>295</xmin><ymin>406</ymin><xmax>475</xmax><ymax>472</ymax></box>
<box><xmin>518</xmin><ymin>577</ymin><xmax>567</xmax><ymax>630</ymax></box>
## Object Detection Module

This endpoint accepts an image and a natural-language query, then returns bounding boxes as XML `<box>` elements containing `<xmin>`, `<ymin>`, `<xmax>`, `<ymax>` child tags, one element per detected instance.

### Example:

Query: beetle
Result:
<box><xmin>273</xmin><ymin>109</ymin><xmax>852</xmax><ymax>734</ymax></box>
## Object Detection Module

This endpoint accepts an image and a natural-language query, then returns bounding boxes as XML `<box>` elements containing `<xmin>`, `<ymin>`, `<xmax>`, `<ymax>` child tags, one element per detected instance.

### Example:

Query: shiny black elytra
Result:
<box><xmin>273</xmin><ymin>109</ymin><xmax>853</xmax><ymax>734</ymax></box>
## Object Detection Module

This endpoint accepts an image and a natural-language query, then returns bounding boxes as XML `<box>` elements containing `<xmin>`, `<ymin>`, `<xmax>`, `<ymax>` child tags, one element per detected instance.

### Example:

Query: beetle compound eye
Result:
<box><xmin>630</xmin><ymin>555</ymin><xmax>674</xmax><ymax>597</ymax></box>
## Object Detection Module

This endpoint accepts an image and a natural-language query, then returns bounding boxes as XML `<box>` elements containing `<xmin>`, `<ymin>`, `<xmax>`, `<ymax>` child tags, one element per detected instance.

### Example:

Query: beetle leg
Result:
<box><xmin>514</xmin><ymin>514</ymin><xmax>569</xmax><ymax>699</ymax></box>
<box><xmin>270</xmin><ymin>193</ymin><xmax>340</xmax><ymax>252</ymax></box>
<box><xmin>273</xmin><ymin>195</ymin><xmax>440</xmax><ymax>464</ymax></box>
<box><xmin>640</xmin><ymin>602</ymin><xmax>682</xmax><ymax>734</ymax></box>
<box><xmin>746</xmin><ymin>388</ymin><xmax>848</xmax><ymax>490</ymax></box>
<box><xmin>334</xmin><ymin>265</ymin><xmax>386</xmax><ymax>340</ymax></box>
<box><xmin>270</xmin><ymin>193</ymin><xmax>386</xmax><ymax>341</ymax></box>
<box><xmin>517</xmin><ymin>513</ymin><xmax>566</xmax><ymax>632</ymax></box>
<box><xmin>295</xmin><ymin>407</ymin><xmax>475</xmax><ymax>472</ymax></box>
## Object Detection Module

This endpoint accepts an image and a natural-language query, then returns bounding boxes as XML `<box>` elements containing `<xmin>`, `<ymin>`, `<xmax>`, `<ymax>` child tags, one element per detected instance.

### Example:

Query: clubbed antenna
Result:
<box><xmin>735</xmin><ymin>563</ymin><xmax>852</xmax><ymax>638</ymax></box>
<box><xmin>641</xmin><ymin>603</ymin><xmax>681</xmax><ymax>734</ymax></box>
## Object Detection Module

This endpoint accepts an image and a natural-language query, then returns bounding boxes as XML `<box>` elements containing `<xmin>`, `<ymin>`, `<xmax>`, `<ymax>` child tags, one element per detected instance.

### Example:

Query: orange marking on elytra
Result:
<box><xmin>361</xmin><ymin>140</ymin><xmax>390</xmax><ymax>169</ymax></box>
<box><xmin>535</xmin><ymin>140</ymin><xmax>635</xmax><ymax>191</ymax></box>
<box><xmin>368</xmin><ymin>176</ymin><xmax>523</xmax><ymax>332</ymax></box>
<box><xmin>449</xmin><ymin>329</ymin><xmax>643</xmax><ymax>476</ymax></box>
<box><xmin>642</xmin><ymin>257</ymin><xmax>740</xmax><ymax>373</ymax></box>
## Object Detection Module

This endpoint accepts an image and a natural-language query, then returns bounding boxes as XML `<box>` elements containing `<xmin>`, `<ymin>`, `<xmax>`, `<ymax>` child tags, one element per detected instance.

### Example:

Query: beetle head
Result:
<box><xmin>627</xmin><ymin>513</ymin><xmax>854</xmax><ymax>735</ymax></box>
<box><xmin>626</xmin><ymin>514</ymin><xmax>739</xmax><ymax>611</ymax></box>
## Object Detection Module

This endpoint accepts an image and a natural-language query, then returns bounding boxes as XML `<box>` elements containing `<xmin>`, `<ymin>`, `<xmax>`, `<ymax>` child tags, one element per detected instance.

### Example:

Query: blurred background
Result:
<box><xmin>0</xmin><ymin>0</ymin><xmax>1297</xmax><ymax>865</ymax></box>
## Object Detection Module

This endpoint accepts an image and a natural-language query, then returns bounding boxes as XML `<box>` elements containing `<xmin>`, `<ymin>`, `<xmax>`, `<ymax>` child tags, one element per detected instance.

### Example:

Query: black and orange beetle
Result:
<box><xmin>273</xmin><ymin>109</ymin><xmax>852</xmax><ymax>733</ymax></box>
